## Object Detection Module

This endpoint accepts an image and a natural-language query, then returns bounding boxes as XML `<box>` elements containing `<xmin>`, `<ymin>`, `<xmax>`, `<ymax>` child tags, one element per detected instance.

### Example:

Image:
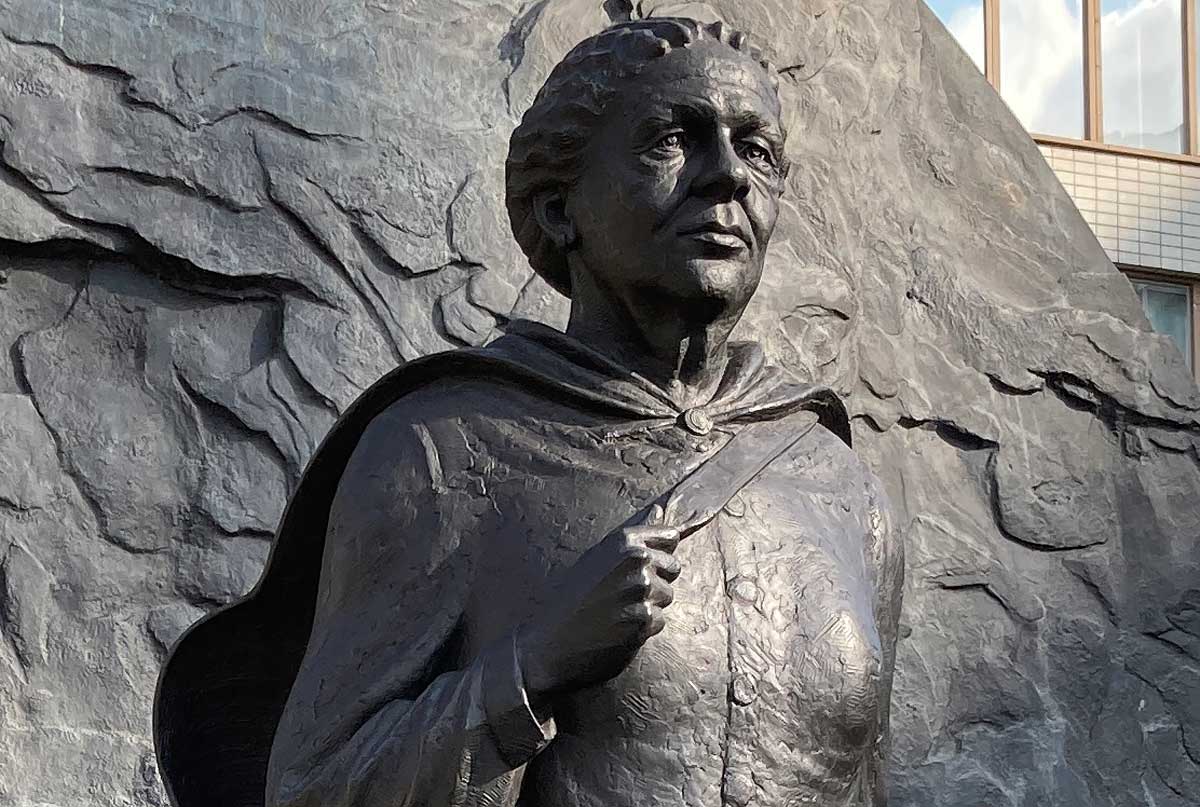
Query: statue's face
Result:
<box><xmin>564</xmin><ymin>40</ymin><xmax>785</xmax><ymax>316</ymax></box>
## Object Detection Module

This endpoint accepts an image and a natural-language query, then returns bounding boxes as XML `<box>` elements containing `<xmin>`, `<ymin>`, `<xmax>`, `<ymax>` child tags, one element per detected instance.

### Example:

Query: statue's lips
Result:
<box><xmin>676</xmin><ymin>222</ymin><xmax>751</xmax><ymax>251</ymax></box>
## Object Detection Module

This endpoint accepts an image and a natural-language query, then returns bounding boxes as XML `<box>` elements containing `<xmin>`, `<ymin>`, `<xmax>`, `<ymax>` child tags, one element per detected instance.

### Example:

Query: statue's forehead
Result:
<box><xmin>619</xmin><ymin>50</ymin><xmax>780</xmax><ymax>122</ymax></box>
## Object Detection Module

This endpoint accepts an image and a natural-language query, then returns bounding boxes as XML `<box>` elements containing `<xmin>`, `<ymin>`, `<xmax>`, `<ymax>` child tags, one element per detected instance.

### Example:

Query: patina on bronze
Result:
<box><xmin>154</xmin><ymin>18</ymin><xmax>904</xmax><ymax>807</ymax></box>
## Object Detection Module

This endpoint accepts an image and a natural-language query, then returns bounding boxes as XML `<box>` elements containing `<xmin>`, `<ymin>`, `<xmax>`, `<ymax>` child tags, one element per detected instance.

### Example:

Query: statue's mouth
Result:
<box><xmin>676</xmin><ymin>221</ymin><xmax>751</xmax><ymax>250</ymax></box>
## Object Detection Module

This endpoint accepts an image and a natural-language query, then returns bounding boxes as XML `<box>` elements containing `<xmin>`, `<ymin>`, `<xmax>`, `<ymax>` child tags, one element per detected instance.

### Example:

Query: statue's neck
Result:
<box><xmin>564</xmin><ymin>271</ymin><xmax>738</xmax><ymax>411</ymax></box>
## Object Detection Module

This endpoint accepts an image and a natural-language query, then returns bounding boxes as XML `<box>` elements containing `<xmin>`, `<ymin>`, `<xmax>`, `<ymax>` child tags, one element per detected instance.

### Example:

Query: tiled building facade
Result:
<box><xmin>931</xmin><ymin>0</ymin><xmax>1200</xmax><ymax>380</ymax></box>
<box><xmin>1041</xmin><ymin>141</ymin><xmax>1200</xmax><ymax>370</ymax></box>
<box><xmin>1042</xmin><ymin>144</ymin><xmax>1199</xmax><ymax>272</ymax></box>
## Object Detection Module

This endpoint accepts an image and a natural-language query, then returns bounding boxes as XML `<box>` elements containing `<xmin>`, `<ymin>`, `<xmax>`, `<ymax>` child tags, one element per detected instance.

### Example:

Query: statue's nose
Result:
<box><xmin>693</xmin><ymin>135</ymin><xmax>752</xmax><ymax>203</ymax></box>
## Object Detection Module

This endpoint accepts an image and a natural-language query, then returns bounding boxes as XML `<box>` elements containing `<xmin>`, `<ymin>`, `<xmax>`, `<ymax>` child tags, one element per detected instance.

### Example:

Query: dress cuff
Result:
<box><xmin>481</xmin><ymin>633</ymin><xmax>557</xmax><ymax>769</ymax></box>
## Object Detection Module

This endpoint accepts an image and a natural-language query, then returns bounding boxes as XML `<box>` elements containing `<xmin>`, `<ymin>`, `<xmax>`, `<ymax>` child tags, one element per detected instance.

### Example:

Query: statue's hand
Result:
<box><xmin>516</xmin><ymin>504</ymin><xmax>681</xmax><ymax>711</ymax></box>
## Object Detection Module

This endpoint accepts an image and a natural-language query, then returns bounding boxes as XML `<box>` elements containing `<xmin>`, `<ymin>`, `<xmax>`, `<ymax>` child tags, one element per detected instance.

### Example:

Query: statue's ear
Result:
<box><xmin>533</xmin><ymin>189</ymin><xmax>578</xmax><ymax>250</ymax></box>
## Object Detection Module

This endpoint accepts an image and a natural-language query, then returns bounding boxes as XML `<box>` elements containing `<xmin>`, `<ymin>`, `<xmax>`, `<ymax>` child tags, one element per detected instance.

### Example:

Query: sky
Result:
<box><xmin>927</xmin><ymin>0</ymin><xmax>986</xmax><ymax>70</ymax></box>
<box><xmin>927</xmin><ymin>0</ymin><xmax>1186</xmax><ymax>152</ymax></box>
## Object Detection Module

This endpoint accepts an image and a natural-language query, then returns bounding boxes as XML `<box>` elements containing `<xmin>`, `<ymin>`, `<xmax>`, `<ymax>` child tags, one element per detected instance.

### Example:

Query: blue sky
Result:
<box><xmin>926</xmin><ymin>0</ymin><xmax>985</xmax><ymax>71</ymax></box>
<box><xmin>926</xmin><ymin>0</ymin><xmax>979</xmax><ymax>18</ymax></box>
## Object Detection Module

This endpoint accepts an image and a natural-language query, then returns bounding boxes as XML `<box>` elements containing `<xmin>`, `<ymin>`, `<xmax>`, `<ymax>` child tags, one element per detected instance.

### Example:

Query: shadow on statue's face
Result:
<box><xmin>564</xmin><ymin>40</ymin><xmax>786</xmax><ymax>320</ymax></box>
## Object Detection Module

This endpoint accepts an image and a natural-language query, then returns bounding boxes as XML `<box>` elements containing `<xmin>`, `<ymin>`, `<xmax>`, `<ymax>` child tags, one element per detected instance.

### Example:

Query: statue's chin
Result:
<box><xmin>664</xmin><ymin>258</ymin><xmax>762</xmax><ymax>316</ymax></box>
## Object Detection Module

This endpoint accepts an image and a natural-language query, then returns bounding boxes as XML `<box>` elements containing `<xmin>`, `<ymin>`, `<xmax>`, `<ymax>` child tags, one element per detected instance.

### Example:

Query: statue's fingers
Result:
<box><xmin>639</xmin><ymin>503</ymin><xmax>665</xmax><ymax>526</ymax></box>
<box><xmin>646</xmin><ymin>548</ymin><xmax>681</xmax><ymax>582</ymax></box>
<box><xmin>645</xmin><ymin>576</ymin><xmax>674</xmax><ymax>608</ymax></box>
<box><xmin>636</xmin><ymin>527</ymin><xmax>682</xmax><ymax>553</ymax></box>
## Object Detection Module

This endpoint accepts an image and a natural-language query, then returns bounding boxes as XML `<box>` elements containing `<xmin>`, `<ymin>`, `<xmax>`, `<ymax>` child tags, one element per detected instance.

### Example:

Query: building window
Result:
<box><xmin>927</xmin><ymin>0</ymin><xmax>986</xmax><ymax>73</ymax></box>
<box><xmin>926</xmin><ymin>0</ymin><xmax>1200</xmax><ymax>161</ymax></box>
<box><xmin>1000</xmin><ymin>0</ymin><xmax>1086</xmax><ymax>139</ymax></box>
<box><xmin>1101</xmin><ymin>0</ymin><xmax>1186</xmax><ymax>154</ymax></box>
<box><xmin>1132</xmin><ymin>278</ymin><xmax>1193</xmax><ymax>368</ymax></box>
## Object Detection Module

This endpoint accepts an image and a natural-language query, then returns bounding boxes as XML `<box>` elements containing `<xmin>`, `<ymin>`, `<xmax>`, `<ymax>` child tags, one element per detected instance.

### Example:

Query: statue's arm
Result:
<box><xmin>265</xmin><ymin>411</ymin><xmax>555</xmax><ymax>807</ymax></box>
<box><xmin>868</xmin><ymin>479</ymin><xmax>905</xmax><ymax>806</ymax></box>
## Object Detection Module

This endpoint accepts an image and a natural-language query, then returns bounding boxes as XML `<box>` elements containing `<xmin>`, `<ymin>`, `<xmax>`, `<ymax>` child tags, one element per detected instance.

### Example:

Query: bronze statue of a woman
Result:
<box><xmin>154</xmin><ymin>18</ymin><xmax>904</xmax><ymax>807</ymax></box>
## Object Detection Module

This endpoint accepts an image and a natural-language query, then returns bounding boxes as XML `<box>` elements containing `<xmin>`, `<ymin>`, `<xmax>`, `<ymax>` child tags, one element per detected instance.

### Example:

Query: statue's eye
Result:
<box><xmin>739</xmin><ymin>141</ymin><xmax>776</xmax><ymax>170</ymax></box>
<box><xmin>654</xmin><ymin>132</ymin><xmax>685</xmax><ymax>153</ymax></box>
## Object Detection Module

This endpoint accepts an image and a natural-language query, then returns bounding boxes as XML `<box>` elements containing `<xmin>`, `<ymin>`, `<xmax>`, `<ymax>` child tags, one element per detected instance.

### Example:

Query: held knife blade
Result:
<box><xmin>655</xmin><ymin>410</ymin><xmax>820</xmax><ymax>536</ymax></box>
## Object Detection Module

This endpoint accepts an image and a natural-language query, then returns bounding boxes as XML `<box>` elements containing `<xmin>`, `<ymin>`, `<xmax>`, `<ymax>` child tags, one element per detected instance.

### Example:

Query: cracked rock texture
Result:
<box><xmin>0</xmin><ymin>1</ymin><xmax>1198</xmax><ymax>804</ymax></box>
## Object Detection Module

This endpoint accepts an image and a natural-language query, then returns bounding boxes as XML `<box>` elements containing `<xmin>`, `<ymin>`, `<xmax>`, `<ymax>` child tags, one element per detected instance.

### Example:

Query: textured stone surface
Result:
<box><xmin>0</xmin><ymin>1</ymin><xmax>1197</xmax><ymax>804</ymax></box>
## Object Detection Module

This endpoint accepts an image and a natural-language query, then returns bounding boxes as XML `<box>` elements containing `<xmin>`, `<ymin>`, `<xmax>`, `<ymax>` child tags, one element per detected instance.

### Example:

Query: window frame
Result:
<box><xmin>1121</xmin><ymin>266</ymin><xmax>1199</xmax><ymax>374</ymax></box>
<box><xmin>964</xmin><ymin>0</ymin><xmax>1199</xmax><ymax>164</ymax></box>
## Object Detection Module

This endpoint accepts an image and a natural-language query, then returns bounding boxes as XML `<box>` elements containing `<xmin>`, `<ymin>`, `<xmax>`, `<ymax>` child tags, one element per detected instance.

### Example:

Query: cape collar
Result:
<box><xmin>490</xmin><ymin>319</ymin><xmax>850</xmax><ymax>443</ymax></box>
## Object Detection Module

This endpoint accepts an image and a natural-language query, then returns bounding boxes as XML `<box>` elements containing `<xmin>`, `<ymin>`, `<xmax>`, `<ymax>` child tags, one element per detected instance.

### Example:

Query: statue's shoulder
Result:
<box><xmin>360</xmin><ymin>344</ymin><xmax>562</xmax><ymax>435</ymax></box>
<box><xmin>809</xmin><ymin>424</ymin><xmax>900</xmax><ymax>560</ymax></box>
<box><xmin>328</xmin><ymin>345</ymin><xmax>535</xmax><ymax>473</ymax></box>
<box><xmin>758</xmin><ymin>403</ymin><xmax>890</xmax><ymax>519</ymax></box>
<box><xmin>821</xmin><ymin>427</ymin><xmax>890</xmax><ymax>511</ymax></box>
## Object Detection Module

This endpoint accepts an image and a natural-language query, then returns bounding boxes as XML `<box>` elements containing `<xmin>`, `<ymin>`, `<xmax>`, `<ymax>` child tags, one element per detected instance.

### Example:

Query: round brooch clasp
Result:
<box><xmin>681</xmin><ymin>408</ymin><xmax>714</xmax><ymax>436</ymax></box>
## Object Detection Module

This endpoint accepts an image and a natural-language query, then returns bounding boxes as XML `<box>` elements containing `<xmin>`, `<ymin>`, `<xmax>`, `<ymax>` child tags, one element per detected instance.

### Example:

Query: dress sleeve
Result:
<box><xmin>865</xmin><ymin>478</ymin><xmax>905</xmax><ymax>806</ymax></box>
<box><xmin>265</xmin><ymin>406</ymin><xmax>556</xmax><ymax>807</ymax></box>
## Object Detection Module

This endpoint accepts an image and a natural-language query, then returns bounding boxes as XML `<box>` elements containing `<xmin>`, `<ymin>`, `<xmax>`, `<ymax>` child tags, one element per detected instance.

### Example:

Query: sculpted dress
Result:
<box><xmin>154</xmin><ymin>320</ymin><xmax>903</xmax><ymax>807</ymax></box>
<box><xmin>150</xmin><ymin>319</ymin><xmax>902</xmax><ymax>806</ymax></box>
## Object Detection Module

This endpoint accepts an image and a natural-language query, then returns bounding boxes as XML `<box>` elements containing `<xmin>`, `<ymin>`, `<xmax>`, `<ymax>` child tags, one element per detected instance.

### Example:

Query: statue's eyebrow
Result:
<box><xmin>631</xmin><ymin>111</ymin><xmax>678</xmax><ymax>137</ymax></box>
<box><xmin>627</xmin><ymin>102</ymin><xmax>704</xmax><ymax>136</ymax></box>
<box><xmin>629</xmin><ymin>102</ymin><xmax>783</xmax><ymax>148</ymax></box>
<box><xmin>729</xmin><ymin>113</ymin><xmax>783</xmax><ymax>142</ymax></box>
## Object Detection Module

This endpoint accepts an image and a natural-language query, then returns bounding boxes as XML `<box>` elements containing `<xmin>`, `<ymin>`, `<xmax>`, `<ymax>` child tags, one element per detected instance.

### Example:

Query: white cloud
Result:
<box><xmin>1101</xmin><ymin>0</ymin><xmax>1185</xmax><ymax>151</ymax></box>
<box><xmin>996</xmin><ymin>1</ymin><xmax>1086</xmax><ymax>138</ymax></box>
